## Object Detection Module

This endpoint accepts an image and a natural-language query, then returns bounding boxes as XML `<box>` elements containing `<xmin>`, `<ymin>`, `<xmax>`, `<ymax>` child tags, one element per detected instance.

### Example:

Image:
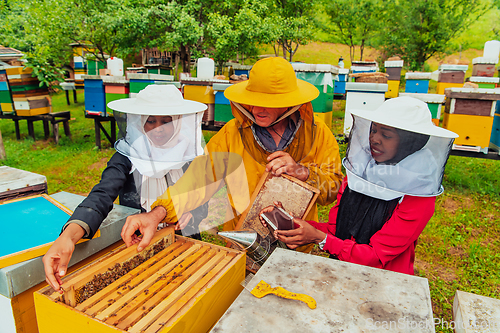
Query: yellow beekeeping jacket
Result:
<box><xmin>152</xmin><ymin>102</ymin><xmax>343</xmax><ymax>232</ymax></box>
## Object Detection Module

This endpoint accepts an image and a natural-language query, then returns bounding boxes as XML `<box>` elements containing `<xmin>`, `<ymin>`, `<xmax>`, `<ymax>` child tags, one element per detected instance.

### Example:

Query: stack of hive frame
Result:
<box><xmin>6</xmin><ymin>66</ymin><xmax>51</xmax><ymax>116</ymax></box>
<box><xmin>34</xmin><ymin>226</ymin><xmax>245</xmax><ymax>333</ymax></box>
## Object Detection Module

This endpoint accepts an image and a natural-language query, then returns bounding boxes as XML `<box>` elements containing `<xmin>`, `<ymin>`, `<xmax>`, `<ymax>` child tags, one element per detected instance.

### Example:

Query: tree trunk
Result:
<box><xmin>180</xmin><ymin>45</ymin><xmax>190</xmax><ymax>73</ymax></box>
<box><xmin>174</xmin><ymin>51</ymin><xmax>180</xmax><ymax>80</ymax></box>
<box><xmin>273</xmin><ymin>44</ymin><xmax>279</xmax><ymax>57</ymax></box>
<box><xmin>0</xmin><ymin>129</ymin><xmax>6</xmax><ymax>160</ymax></box>
<box><xmin>360</xmin><ymin>39</ymin><xmax>365</xmax><ymax>61</ymax></box>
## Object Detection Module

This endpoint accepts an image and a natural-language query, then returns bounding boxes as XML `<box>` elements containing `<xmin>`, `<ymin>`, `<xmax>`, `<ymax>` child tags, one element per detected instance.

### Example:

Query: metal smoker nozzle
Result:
<box><xmin>218</xmin><ymin>230</ymin><xmax>271</xmax><ymax>265</ymax></box>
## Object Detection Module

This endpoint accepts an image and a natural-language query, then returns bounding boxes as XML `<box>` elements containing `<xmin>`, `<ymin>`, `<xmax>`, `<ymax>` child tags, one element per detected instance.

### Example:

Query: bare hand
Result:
<box><xmin>275</xmin><ymin>218</ymin><xmax>326</xmax><ymax>249</ymax></box>
<box><xmin>258</xmin><ymin>201</ymin><xmax>284</xmax><ymax>228</ymax></box>
<box><xmin>121</xmin><ymin>206</ymin><xmax>167</xmax><ymax>251</ymax></box>
<box><xmin>266</xmin><ymin>151</ymin><xmax>309</xmax><ymax>181</ymax></box>
<box><xmin>42</xmin><ymin>223</ymin><xmax>85</xmax><ymax>293</ymax></box>
<box><xmin>175</xmin><ymin>212</ymin><xmax>193</xmax><ymax>230</ymax></box>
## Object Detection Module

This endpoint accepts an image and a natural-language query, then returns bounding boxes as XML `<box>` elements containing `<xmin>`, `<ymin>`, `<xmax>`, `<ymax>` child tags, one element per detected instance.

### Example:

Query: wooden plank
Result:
<box><xmin>450</xmin><ymin>99</ymin><xmax>494</xmax><ymax>116</ymax></box>
<box><xmin>94</xmin><ymin>243</ymin><xmax>202</xmax><ymax>321</ymax></box>
<box><xmin>144</xmin><ymin>253</ymin><xmax>236</xmax><ymax>333</ymax></box>
<box><xmin>118</xmin><ymin>248</ymin><xmax>220</xmax><ymax>330</ymax></box>
<box><xmin>77</xmin><ymin>240</ymin><xmax>186</xmax><ymax>313</ymax></box>
<box><xmin>159</xmin><ymin>252</ymin><xmax>245</xmax><ymax>333</ymax></box>
<box><xmin>60</xmin><ymin>227</ymin><xmax>174</xmax><ymax>298</ymax></box>
<box><xmin>445</xmin><ymin>90</ymin><xmax>500</xmax><ymax>101</ymax></box>
<box><xmin>438</xmin><ymin>71</ymin><xmax>465</xmax><ymax>83</ymax></box>
<box><xmin>107</xmin><ymin>246</ymin><xmax>213</xmax><ymax>327</ymax></box>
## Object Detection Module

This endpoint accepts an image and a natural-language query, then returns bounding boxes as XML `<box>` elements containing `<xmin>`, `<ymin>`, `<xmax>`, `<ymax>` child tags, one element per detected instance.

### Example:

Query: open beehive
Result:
<box><xmin>34</xmin><ymin>226</ymin><xmax>245</xmax><ymax>333</ymax></box>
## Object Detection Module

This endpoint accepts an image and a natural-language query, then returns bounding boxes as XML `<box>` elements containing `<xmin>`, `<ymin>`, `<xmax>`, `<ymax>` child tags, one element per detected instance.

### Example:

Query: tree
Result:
<box><xmin>205</xmin><ymin>2</ymin><xmax>273</xmax><ymax>72</ymax></box>
<box><xmin>265</xmin><ymin>0</ymin><xmax>316</xmax><ymax>62</ymax></box>
<box><xmin>376</xmin><ymin>0</ymin><xmax>491</xmax><ymax>70</ymax></box>
<box><xmin>321</xmin><ymin>0</ymin><xmax>383</xmax><ymax>63</ymax></box>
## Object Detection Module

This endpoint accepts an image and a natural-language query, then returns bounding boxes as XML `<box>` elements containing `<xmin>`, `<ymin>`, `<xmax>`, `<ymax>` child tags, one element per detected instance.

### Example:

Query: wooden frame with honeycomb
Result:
<box><xmin>34</xmin><ymin>226</ymin><xmax>245</xmax><ymax>333</ymax></box>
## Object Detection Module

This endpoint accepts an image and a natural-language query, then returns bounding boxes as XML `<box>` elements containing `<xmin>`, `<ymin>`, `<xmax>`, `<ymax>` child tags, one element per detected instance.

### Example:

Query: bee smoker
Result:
<box><xmin>218</xmin><ymin>229</ymin><xmax>271</xmax><ymax>266</ymax></box>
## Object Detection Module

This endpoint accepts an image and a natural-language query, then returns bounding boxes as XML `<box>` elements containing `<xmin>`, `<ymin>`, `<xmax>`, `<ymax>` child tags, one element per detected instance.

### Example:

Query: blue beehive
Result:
<box><xmin>230</xmin><ymin>64</ymin><xmax>252</xmax><ymax>78</ymax></box>
<box><xmin>491</xmin><ymin>101</ymin><xmax>500</xmax><ymax>150</ymax></box>
<box><xmin>83</xmin><ymin>75</ymin><xmax>106</xmax><ymax>116</ymax></box>
<box><xmin>405</xmin><ymin>72</ymin><xmax>432</xmax><ymax>94</ymax></box>
<box><xmin>334</xmin><ymin>68</ymin><xmax>350</xmax><ymax>95</ymax></box>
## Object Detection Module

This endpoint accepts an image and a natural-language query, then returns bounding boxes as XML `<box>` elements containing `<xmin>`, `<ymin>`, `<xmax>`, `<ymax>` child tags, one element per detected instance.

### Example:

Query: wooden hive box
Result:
<box><xmin>34</xmin><ymin>226</ymin><xmax>245</xmax><ymax>333</ymax></box>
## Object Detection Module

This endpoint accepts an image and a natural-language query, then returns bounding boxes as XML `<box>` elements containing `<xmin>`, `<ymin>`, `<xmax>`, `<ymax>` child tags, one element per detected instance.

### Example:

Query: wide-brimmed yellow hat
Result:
<box><xmin>224</xmin><ymin>57</ymin><xmax>319</xmax><ymax>108</ymax></box>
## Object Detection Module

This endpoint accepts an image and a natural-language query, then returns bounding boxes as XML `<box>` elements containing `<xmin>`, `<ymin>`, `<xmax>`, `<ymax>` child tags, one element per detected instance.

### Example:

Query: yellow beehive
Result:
<box><xmin>385</xmin><ymin>80</ymin><xmax>400</xmax><ymax>98</ymax></box>
<box><xmin>34</xmin><ymin>227</ymin><xmax>245</xmax><ymax>333</ymax></box>
<box><xmin>183</xmin><ymin>85</ymin><xmax>215</xmax><ymax>104</ymax></box>
<box><xmin>436</xmin><ymin>82</ymin><xmax>462</xmax><ymax>95</ymax></box>
<box><xmin>443</xmin><ymin>113</ymin><xmax>494</xmax><ymax>147</ymax></box>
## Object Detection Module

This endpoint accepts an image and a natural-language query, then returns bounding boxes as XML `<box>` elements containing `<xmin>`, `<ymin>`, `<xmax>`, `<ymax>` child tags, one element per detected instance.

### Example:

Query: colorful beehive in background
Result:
<box><xmin>182</xmin><ymin>77</ymin><xmax>229</xmax><ymax>125</ymax></box>
<box><xmin>145</xmin><ymin>64</ymin><xmax>172</xmax><ymax>75</ymax></box>
<box><xmin>443</xmin><ymin>88</ymin><xmax>500</xmax><ymax>153</ymax></box>
<box><xmin>213</xmin><ymin>83</ymin><xmax>234</xmax><ymax>125</ymax></box>
<box><xmin>292</xmin><ymin>63</ymin><xmax>339</xmax><ymax>128</ymax></box>
<box><xmin>491</xmin><ymin>99</ymin><xmax>500</xmax><ymax>152</ymax></box>
<box><xmin>436</xmin><ymin>64</ymin><xmax>468</xmax><ymax>95</ymax></box>
<box><xmin>0</xmin><ymin>66</ymin><xmax>14</xmax><ymax>114</ymax></box>
<box><xmin>400</xmin><ymin>92</ymin><xmax>445</xmax><ymax>126</ymax></box>
<box><xmin>83</xmin><ymin>75</ymin><xmax>106</xmax><ymax>116</ymax></box>
<box><xmin>230</xmin><ymin>63</ymin><xmax>252</xmax><ymax>77</ymax></box>
<box><xmin>471</xmin><ymin>57</ymin><xmax>497</xmax><ymax>77</ymax></box>
<box><xmin>469</xmin><ymin>76</ymin><xmax>499</xmax><ymax>89</ymax></box>
<box><xmin>405</xmin><ymin>72</ymin><xmax>432</xmax><ymax>94</ymax></box>
<box><xmin>103</xmin><ymin>76</ymin><xmax>129</xmax><ymax>115</ymax></box>
<box><xmin>34</xmin><ymin>227</ymin><xmax>245</xmax><ymax>333</ymax></box>
<box><xmin>128</xmin><ymin>73</ymin><xmax>174</xmax><ymax>97</ymax></box>
<box><xmin>384</xmin><ymin>59</ymin><xmax>403</xmax><ymax>98</ymax></box>
<box><xmin>350</xmin><ymin>60</ymin><xmax>379</xmax><ymax>76</ymax></box>
<box><xmin>6</xmin><ymin>66</ymin><xmax>52</xmax><ymax>116</ymax></box>
<box><xmin>87</xmin><ymin>58</ymin><xmax>107</xmax><ymax>76</ymax></box>
<box><xmin>344</xmin><ymin>82</ymin><xmax>388</xmax><ymax>135</ymax></box>
<box><xmin>334</xmin><ymin>68</ymin><xmax>349</xmax><ymax>96</ymax></box>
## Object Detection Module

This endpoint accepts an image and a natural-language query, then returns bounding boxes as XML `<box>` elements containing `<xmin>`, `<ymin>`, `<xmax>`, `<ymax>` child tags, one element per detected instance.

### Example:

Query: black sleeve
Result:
<box><xmin>65</xmin><ymin>152</ymin><xmax>132</xmax><ymax>239</ymax></box>
<box><xmin>189</xmin><ymin>201</ymin><xmax>209</xmax><ymax>224</ymax></box>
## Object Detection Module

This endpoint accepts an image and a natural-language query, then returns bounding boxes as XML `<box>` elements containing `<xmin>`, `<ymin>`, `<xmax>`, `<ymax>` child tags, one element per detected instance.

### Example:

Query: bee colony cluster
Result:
<box><xmin>34</xmin><ymin>226</ymin><xmax>245</xmax><ymax>333</ymax></box>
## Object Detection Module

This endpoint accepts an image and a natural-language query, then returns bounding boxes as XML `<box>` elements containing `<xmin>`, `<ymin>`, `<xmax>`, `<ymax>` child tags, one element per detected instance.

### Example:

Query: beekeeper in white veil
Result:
<box><xmin>272</xmin><ymin>97</ymin><xmax>458</xmax><ymax>275</ymax></box>
<box><xmin>44</xmin><ymin>84</ymin><xmax>207</xmax><ymax>293</ymax></box>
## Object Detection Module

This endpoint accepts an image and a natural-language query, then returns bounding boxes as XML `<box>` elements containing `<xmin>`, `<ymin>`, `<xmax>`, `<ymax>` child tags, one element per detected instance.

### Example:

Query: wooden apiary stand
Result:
<box><xmin>34</xmin><ymin>226</ymin><xmax>245</xmax><ymax>333</ymax></box>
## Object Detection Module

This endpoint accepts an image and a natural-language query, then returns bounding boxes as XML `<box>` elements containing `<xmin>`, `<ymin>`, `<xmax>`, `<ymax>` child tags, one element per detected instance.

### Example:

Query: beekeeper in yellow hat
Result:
<box><xmin>121</xmin><ymin>57</ymin><xmax>343</xmax><ymax>255</ymax></box>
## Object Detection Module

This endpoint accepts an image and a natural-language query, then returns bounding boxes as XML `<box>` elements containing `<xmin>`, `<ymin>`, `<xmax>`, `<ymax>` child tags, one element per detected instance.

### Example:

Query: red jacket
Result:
<box><xmin>307</xmin><ymin>177</ymin><xmax>435</xmax><ymax>275</ymax></box>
